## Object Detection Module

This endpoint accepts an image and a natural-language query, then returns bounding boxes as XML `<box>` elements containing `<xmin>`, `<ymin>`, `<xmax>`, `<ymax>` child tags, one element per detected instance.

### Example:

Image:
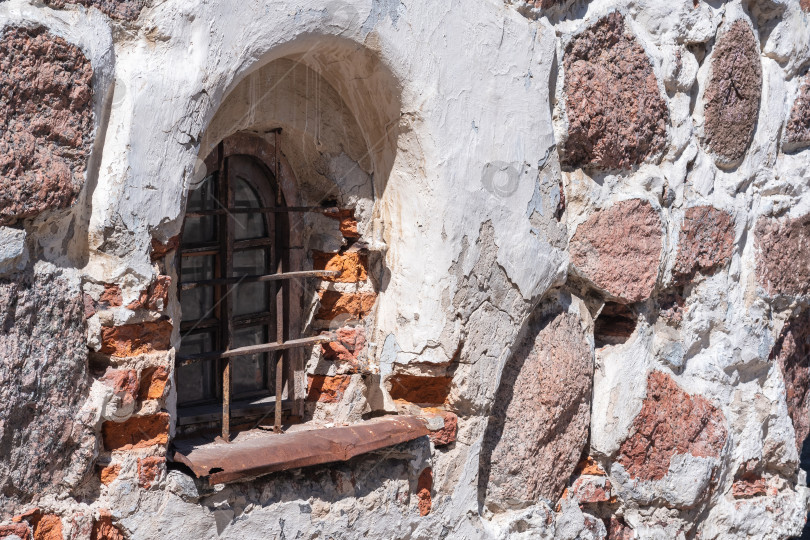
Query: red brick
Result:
<box><xmin>416</xmin><ymin>468</ymin><xmax>432</xmax><ymax>516</ymax></box>
<box><xmin>420</xmin><ymin>407</ymin><xmax>458</xmax><ymax>446</ymax></box>
<box><xmin>137</xmin><ymin>456</ymin><xmax>165</xmax><ymax>489</ymax></box>
<box><xmin>99</xmin><ymin>464</ymin><xmax>120</xmax><ymax>486</ymax></box>
<box><xmin>99</xmin><ymin>320</ymin><xmax>172</xmax><ymax>357</ymax></box>
<box><xmin>138</xmin><ymin>366</ymin><xmax>169</xmax><ymax>401</ymax></box>
<box><xmin>150</xmin><ymin>236</ymin><xmax>179</xmax><ymax>261</ymax></box>
<box><xmin>99</xmin><ymin>368</ymin><xmax>138</xmax><ymax>405</ymax></box>
<box><xmin>32</xmin><ymin>515</ymin><xmax>61</xmax><ymax>540</ymax></box>
<box><xmin>321</xmin><ymin>327</ymin><xmax>366</xmax><ymax>366</ymax></box>
<box><xmin>315</xmin><ymin>292</ymin><xmax>376</xmax><ymax>321</ymax></box>
<box><xmin>306</xmin><ymin>375</ymin><xmax>352</xmax><ymax>403</ymax></box>
<box><xmin>127</xmin><ymin>276</ymin><xmax>171</xmax><ymax>312</ymax></box>
<box><xmin>389</xmin><ymin>375</ymin><xmax>452</xmax><ymax>405</ymax></box>
<box><xmin>568</xmin><ymin>475</ymin><xmax>613</xmax><ymax>504</ymax></box>
<box><xmin>91</xmin><ymin>511</ymin><xmax>124</xmax><ymax>540</ymax></box>
<box><xmin>102</xmin><ymin>413</ymin><xmax>169</xmax><ymax>451</ymax></box>
<box><xmin>313</xmin><ymin>251</ymin><xmax>368</xmax><ymax>283</ymax></box>
<box><xmin>323</xmin><ymin>209</ymin><xmax>359</xmax><ymax>238</ymax></box>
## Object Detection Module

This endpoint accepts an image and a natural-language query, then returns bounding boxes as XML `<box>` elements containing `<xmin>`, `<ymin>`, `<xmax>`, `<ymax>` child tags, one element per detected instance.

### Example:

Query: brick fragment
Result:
<box><xmin>127</xmin><ymin>276</ymin><xmax>171</xmax><ymax>312</ymax></box>
<box><xmin>321</xmin><ymin>327</ymin><xmax>366</xmax><ymax>368</ymax></box>
<box><xmin>420</xmin><ymin>407</ymin><xmax>458</xmax><ymax>446</ymax></box>
<box><xmin>313</xmin><ymin>251</ymin><xmax>368</xmax><ymax>283</ymax></box>
<box><xmin>306</xmin><ymin>375</ymin><xmax>352</xmax><ymax>403</ymax></box>
<box><xmin>91</xmin><ymin>511</ymin><xmax>124</xmax><ymax>540</ymax></box>
<box><xmin>315</xmin><ymin>292</ymin><xmax>376</xmax><ymax>321</ymax></box>
<box><xmin>101</xmin><ymin>413</ymin><xmax>170</xmax><ymax>451</ymax></box>
<box><xmin>137</xmin><ymin>457</ymin><xmax>165</xmax><ymax>489</ymax></box>
<box><xmin>99</xmin><ymin>464</ymin><xmax>120</xmax><ymax>486</ymax></box>
<box><xmin>138</xmin><ymin>366</ymin><xmax>169</xmax><ymax>401</ymax></box>
<box><xmin>0</xmin><ymin>524</ymin><xmax>31</xmax><ymax>540</ymax></box>
<box><xmin>150</xmin><ymin>236</ymin><xmax>180</xmax><ymax>261</ymax></box>
<box><xmin>99</xmin><ymin>320</ymin><xmax>173</xmax><ymax>357</ymax></box>
<box><xmin>388</xmin><ymin>375</ymin><xmax>452</xmax><ymax>405</ymax></box>
<box><xmin>416</xmin><ymin>468</ymin><xmax>433</xmax><ymax>516</ymax></box>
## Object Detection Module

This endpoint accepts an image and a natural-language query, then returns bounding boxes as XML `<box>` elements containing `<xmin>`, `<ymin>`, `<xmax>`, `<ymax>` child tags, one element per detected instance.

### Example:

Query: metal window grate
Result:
<box><xmin>177</xmin><ymin>139</ymin><xmax>338</xmax><ymax>442</ymax></box>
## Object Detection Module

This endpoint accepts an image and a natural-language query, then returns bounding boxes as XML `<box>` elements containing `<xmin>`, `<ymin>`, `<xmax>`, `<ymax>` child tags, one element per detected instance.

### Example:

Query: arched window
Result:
<box><xmin>175</xmin><ymin>137</ymin><xmax>337</xmax><ymax>440</ymax></box>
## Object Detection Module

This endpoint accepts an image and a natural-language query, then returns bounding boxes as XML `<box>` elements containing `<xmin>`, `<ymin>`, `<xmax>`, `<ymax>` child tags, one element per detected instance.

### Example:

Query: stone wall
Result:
<box><xmin>1</xmin><ymin>0</ymin><xmax>810</xmax><ymax>538</ymax></box>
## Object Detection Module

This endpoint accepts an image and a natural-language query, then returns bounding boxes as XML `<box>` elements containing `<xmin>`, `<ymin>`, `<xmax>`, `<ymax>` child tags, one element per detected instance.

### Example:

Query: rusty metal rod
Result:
<box><xmin>186</xmin><ymin>206</ymin><xmax>341</xmax><ymax>217</ymax></box>
<box><xmin>180</xmin><ymin>270</ymin><xmax>340</xmax><ymax>290</ymax></box>
<box><xmin>178</xmin><ymin>334</ymin><xmax>336</xmax><ymax>366</ymax></box>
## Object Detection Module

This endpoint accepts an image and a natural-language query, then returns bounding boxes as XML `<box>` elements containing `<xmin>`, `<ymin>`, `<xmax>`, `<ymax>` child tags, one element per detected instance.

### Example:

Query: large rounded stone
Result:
<box><xmin>703</xmin><ymin>20</ymin><xmax>762</xmax><ymax>166</ymax></box>
<box><xmin>44</xmin><ymin>0</ymin><xmax>146</xmax><ymax>21</ymax></box>
<box><xmin>0</xmin><ymin>271</ymin><xmax>93</xmax><ymax>517</ymax></box>
<box><xmin>672</xmin><ymin>206</ymin><xmax>735</xmax><ymax>284</ymax></box>
<box><xmin>754</xmin><ymin>214</ymin><xmax>810</xmax><ymax>298</ymax></box>
<box><xmin>771</xmin><ymin>310</ymin><xmax>810</xmax><ymax>452</ymax></box>
<box><xmin>0</xmin><ymin>26</ymin><xmax>94</xmax><ymax>226</ymax></box>
<box><xmin>785</xmin><ymin>76</ymin><xmax>810</xmax><ymax>150</ymax></box>
<box><xmin>479</xmin><ymin>302</ymin><xmax>593</xmax><ymax>510</ymax></box>
<box><xmin>569</xmin><ymin>199</ymin><xmax>663</xmax><ymax>303</ymax></box>
<box><xmin>617</xmin><ymin>371</ymin><xmax>727</xmax><ymax>481</ymax></box>
<box><xmin>561</xmin><ymin>12</ymin><xmax>668</xmax><ymax>171</ymax></box>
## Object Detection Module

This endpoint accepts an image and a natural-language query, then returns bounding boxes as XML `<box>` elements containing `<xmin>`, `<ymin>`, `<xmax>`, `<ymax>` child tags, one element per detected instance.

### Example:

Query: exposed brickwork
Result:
<box><xmin>570</xmin><ymin>199</ymin><xmax>663</xmax><ymax>303</ymax></box>
<box><xmin>0</xmin><ymin>26</ymin><xmax>94</xmax><ymax>225</ymax></box>
<box><xmin>137</xmin><ymin>456</ymin><xmax>165</xmax><ymax>489</ymax></box>
<box><xmin>574</xmin><ymin>456</ymin><xmax>607</xmax><ymax>477</ymax></box>
<box><xmin>31</xmin><ymin>515</ymin><xmax>61</xmax><ymax>540</ymax></box>
<box><xmin>150</xmin><ymin>236</ymin><xmax>179</xmax><ymax>261</ymax></box>
<box><xmin>321</xmin><ymin>327</ymin><xmax>367</xmax><ymax>369</ymax></box>
<box><xmin>480</xmin><ymin>308</ymin><xmax>593</xmax><ymax>507</ymax></box>
<box><xmin>99</xmin><ymin>368</ymin><xmax>138</xmax><ymax>409</ymax></box>
<box><xmin>306</xmin><ymin>375</ymin><xmax>352</xmax><ymax>403</ymax></box>
<box><xmin>91</xmin><ymin>512</ymin><xmax>124</xmax><ymax>540</ymax></box>
<box><xmin>43</xmin><ymin>0</ymin><xmax>146</xmax><ymax>21</ymax></box>
<box><xmin>703</xmin><ymin>20</ymin><xmax>762</xmax><ymax>165</ymax></box>
<box><xmin>561</xmin><ymin>12</ymin><xmax>668</xmax><ymax>170</ymax></box>
<box><xmin>771</xmin><ymin>309</ymin><xmax>810</xmax><ymax>451</ymax></box>
<box><xmin>127</xmin><ymin>276</ymin><xmax>171</xmax><ymax>312</ymax></box>
<box><xmin>101</xmin><ymin>413</ymin><xmax>169</xmax><ymax>451</ymax></box>
<box><xmin>416</xmin><ymin>468</ymin><xmax>433</xmax><ymax>516</ymax></box>
<box><xmin>99</xmin><ymin>464</ymin><xmax>120</xmax><ymax>486</ymax></box>
<box><xmin>617</xmin><ymin>371</ymin><xmax>727</xmax><ymax>481</ymax></box>
<box><xmin>389</xmin><ymin>375</ymin><xmax>452</xmax><ymax>405</ymax></box>
<box><xmin>673</xmin><ymin>206</ymin><xmax>735</xmax><ymax>284</ymax></box>
<box><xmin>315</xmin><ymin>291</ymin><xmax>376</xmax><ymax>321</ymax></box>
<box><xmin>323</xmin><ymin>209</ymin><xmax>359</xmax><ymax>238</ymax></box>
<box><xmin>785</xmin><ymin>76</ymin><xmax>810</xmax><ymax>148</ymax></box>
<box><xmin>0</xmin><ymin>272</ymin><xmax>92</xmax><ymax>516</ymax></box>
<box><xmin>754</xmin><ymin>214</ymin><xmax>810</xmax><ymax>298</ymax></box>
<box><xmin>313</xmin><ymin>251</ymin><xmax>368</xmax><ymax>283</ymax></box>
<box><xmin>138</xmin><ymin>366</ymin><xmax>169</xmax><ymax>400</ymax></box>
<box><xmin>99</xmin><ymin>319</ymin><xmax>173</xmax><ymax>356</ymax></box>
<box><xmin>732</xmin><ymin>475</ymin><xmax>767</xmax><ymax>499</ymax></box>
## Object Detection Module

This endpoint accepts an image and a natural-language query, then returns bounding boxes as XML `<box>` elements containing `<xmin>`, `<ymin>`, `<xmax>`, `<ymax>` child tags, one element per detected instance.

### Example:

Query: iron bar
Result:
<box><xmin>186</xmin><ymin>206</ymin><xmax>341</xmax><ymax>217</ymax></box>
<box><xmin>181</xmin><ymin>270</ymin><xmax>340</xmax><ymax>290</ymax></box>
<box><xmin>178</xmin><ymin>334</ymin><xmax>336</xmax><ymax>366</ymax></box>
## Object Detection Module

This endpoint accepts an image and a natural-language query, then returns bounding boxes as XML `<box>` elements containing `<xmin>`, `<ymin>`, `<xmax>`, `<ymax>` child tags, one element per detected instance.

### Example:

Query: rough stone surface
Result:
<box><xmin>101</xmin><ymin>413</ymin><xmax>169</xmax><ymax>451</ymax></box>
<box><xmin>99</xmin><ymin>320</ymin><xmax>173</xmax><ymax>356</ymax></box>
<box><xmin>479</xmin><ymin>306</ymin><xmax>592</xmax><ymax>509</ymax></box>
<box><xmin>0</xmin><ymin>26</ymin><xmax>94</xmax><ymax>226</ymax></box>
<box><xmin>561</xmin><ymin>12</ymin><xmax>668</xmax><ymax>170</ymax></box>
<box><xmin>771</xmin><ymin>309</ymin><xmax>810</xmax><ymax>451</ymax></box>
<box><xmin>31</xmin><ymin>515</ymin><xmax>61</xmax><ymax>540</ymax></box>
<box><xmin>0</xmin><ymin>523</ymin><xmax>30</xmax><ymax>540</ymax></box>
<box><xmin>43</xmin><ymin>0</ymin><xmax>146</xmax><ymax>21</ymax></box>
<box><xmin>754</xmin><ymin>213</ymin><xmax>810</xmax><ymax>298</ymax></box>
<box><xmin>703</xmin><ymin>20</ymin><xmax>762</xmax><ymax>166</ymax></box>
<box><xmin>673</xmin><ymin>206</ymin><xmax>735</xmax><ymax>284</ymax></box>
<box><xmin>570</xmin><ymin>199</ymin><xmax>663</xmax><ymax>303</ymax></box>
<box><xmin>617</xmin><ymin>371</ymin><xmax>727</xmax><ymax>481</ymax></box>
<box><xmin>0</xmin><ymin>271</ymin><xmax>92</xmax><ymax>517</ymax></box>
<box><xmin>785</xmin><ymin>76</ymin><xmax>810</xmax><ymax>149</ymax></box>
